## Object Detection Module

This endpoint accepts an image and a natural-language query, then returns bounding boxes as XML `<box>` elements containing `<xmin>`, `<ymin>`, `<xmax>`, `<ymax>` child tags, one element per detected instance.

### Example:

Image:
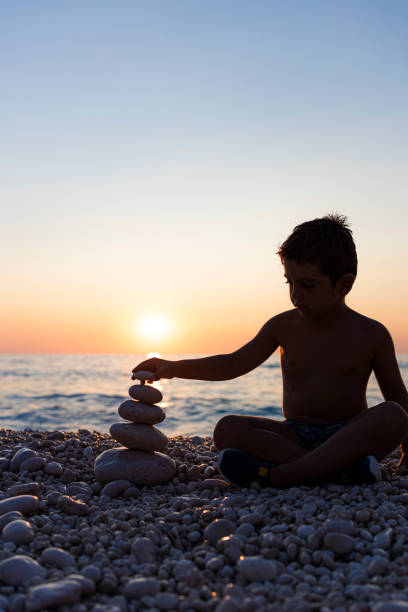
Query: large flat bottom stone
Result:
<box><xmin>94</xmin><ymin>448</ymin><xmax>176</xmax><ymax>485</ymax></box>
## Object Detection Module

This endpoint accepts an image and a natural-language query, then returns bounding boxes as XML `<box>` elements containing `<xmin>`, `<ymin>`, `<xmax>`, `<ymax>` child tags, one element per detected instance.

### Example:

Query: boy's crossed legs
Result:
<box><xmin>213</xmin><ymin>401</ymin><xmax>408</xmax><ymax>487</ymax></box>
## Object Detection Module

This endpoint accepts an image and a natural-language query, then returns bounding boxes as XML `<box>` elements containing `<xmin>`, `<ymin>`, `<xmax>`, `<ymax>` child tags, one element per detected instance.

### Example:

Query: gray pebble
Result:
<box><xmin>2</xmin><ymin>519</ymin><xmax>34</xmax><ymax>545</ymax></box>
<box><xmin>6</xmin><ymin>482</ymin><xmax>41</xmax><ymax>497</ymax></box>
<box><xmin>25</xmin><ymin>578</ymin><xmax>82</xmax><ymax>611</ymax></box>
<box><xmin>324</xmin><ymin>533</ymin><xmax>355</xmax><ymax>555</ymax></box>
<box><xmin>20</xmin><ymin>457</ymin><xmax>46</xmax><ymax>472</ymax></box>
<box><xmin>67</xmin><ymin>481</ymin><xmax>93</xmax><ymax>502</ymax></box>
<box><xmin>155</xmin><ymin>592</ymin><xmax>179</xmax><ymax>610</ymax></box>
<box><xmin>204</xmin><ymin>518</ymin><xmax>236</xmax><ymax>546</ymax></box>
<box><xmin>373</xmin><ymin>603</ymin><xmax>408</xmax><ymax>612</ymax></box>
<box><xmin>0</xmin><ymin>495</ymin><xmax>39</xmax><ymax>516</ymax></box>
<box><xmin>100</xmin><ymin>480</ymin><xmax>130</xmax><ymax>498</ymax></box>
<box><xmin>40</xmin><ymin>547</ymin><xmax>76</xmax><ymax>568</ymax></box>
<box><xmin>131</xmin><ymin>537</ymin><xmax>157</xmax><ymax>563</ymax></box>
<box><xmin>124</xmin><ymin>577</ymin><xmax>159</xmax><ymax>598</ymax></box>
<box><xmin>81</xmin><ymin>564</ymin><xmax>102</xmax><ymax>583</ymax></box>
<box><xmin>10</xmin><ymin>448</ymin><xmax>37</xmax><ymax>472</ymax></box>
<box><xmin>57</xmin><ymin>495</ymin><xmax>88</xmax><ymax>516</ymax></box>
<box><xmin>44</xmin><ymin>461</ymin><xmax>63</xmax><ymax>476</ymax></box>
<box><xmin>0</xmin><ymin>555</ymin><xmax>46</xmax><ymax>586</ymax></box>
<box><xmin>238</xmin><ymin>556</ymin><xmax>278</xmax><ymax>581</ymax></box>
<box><xmin>0</xmin><ymin>511</ymin><xmax>24</xmax><ymax>531</ymax></box>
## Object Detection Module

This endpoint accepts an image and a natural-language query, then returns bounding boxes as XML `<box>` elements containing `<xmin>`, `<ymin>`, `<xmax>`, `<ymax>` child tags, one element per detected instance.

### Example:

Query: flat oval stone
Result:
<box><xmin>118</xmin><ymin>400</ymin><xmax>165</xmax><ymax>425</ymax></box>
<box><xmin>26</xmin><ymin>578</ymin><xmax>82</xmax><ymax>611</ymax></box>
<box><xmin>20</xmin><ymin>457</ymin><xmax>46</xmax><ymax>472</ymax></box>
<box><xmin>44</xmin><ymin>461</ymin><xmax>63</xmax><ymax>476</ymax></box>
<box><xmin>94</xmin><ymin>448</ymin><xmax>176</xmax><ymax>485</ymax></box>
<box><xmin>131</xmin><ymin>369</ymin><xmax>156</xmax><ymax>382</ymax></box>
<box><xmin>40</xmin><ymin>547</ymin><xmax>76</xmax><ymax>568</ymax></box>
<box><xmin>0</xmin><ymin>495</ymin><xmax>39</xmax><ymax>516</ymax></box>
<box><xmin>10</xmin><ymin>448</ymin><xmax>37</xmax><ymax>472</ymax></box>
<box><xmin>128</xmin><ymin>384</ymin><xmax>163</xmax><ymax>404</ymax></box>
<box><xmin>0</xmin><ymin>555</ymin><xmax>46</xmax><ymax>586</ymax></box>
<box><xmin>237</xmin><ymin>556</ymin><xmax>279</xmax><ymax>581</ymax></box>
<box><xmin>110</xmin><ymin>422</ymin><xmax>168</xmax><ymax>451</ymax></box>
<box><xmin>2</xmin><ymin>519</ymin><xmax>34</xmax><ymax>545</ymax></box>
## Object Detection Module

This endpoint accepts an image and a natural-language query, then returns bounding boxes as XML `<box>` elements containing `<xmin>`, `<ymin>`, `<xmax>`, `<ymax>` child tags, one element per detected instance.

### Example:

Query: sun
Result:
<box><xmin>137</xmin><ymin>314</ymin><xmax>172</xmax><ymax>342</ymax></box>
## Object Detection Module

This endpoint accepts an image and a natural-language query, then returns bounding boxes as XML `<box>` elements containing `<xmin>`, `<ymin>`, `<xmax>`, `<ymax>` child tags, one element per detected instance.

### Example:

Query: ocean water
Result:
<box><xmin>1</xmin><ymin>354</ymin><xmax>407</xmax><ymax>437</ymax></box>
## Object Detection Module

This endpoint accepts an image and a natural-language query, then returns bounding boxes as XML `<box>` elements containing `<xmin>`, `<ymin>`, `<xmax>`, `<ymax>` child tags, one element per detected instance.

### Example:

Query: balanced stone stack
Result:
<box><xmin>94</xmin><ymin>370</ymin><xmax>176</xmax><ymax>485</ymax></box>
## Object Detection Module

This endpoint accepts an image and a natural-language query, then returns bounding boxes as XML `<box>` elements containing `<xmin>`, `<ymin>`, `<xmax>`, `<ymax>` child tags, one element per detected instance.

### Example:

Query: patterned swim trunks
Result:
<box><xmin>284</xmin><ymin>418</ymin><xmax>349</xmax><ymax>451</ymax></box>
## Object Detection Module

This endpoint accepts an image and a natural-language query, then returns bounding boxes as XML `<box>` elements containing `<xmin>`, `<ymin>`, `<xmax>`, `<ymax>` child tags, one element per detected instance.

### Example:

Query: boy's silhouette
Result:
<box><xmin>132</xmin><ymin>215</ymin><xmax>408</xmax><ymax>487</ymax></box>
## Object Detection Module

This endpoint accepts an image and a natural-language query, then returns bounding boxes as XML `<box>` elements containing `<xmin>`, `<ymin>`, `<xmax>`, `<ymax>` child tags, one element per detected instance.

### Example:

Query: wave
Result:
<box><xmin>8</xmin><ymin>393</ymin><xmax>125</xmax><ymax>402</ymax></box>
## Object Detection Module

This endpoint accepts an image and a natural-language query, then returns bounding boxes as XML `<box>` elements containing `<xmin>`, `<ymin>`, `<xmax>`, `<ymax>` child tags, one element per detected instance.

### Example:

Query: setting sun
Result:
<box><xmin>136</xmin><ymin>314</ymin><xmax>172</xmax><ymax>343</ymax></box>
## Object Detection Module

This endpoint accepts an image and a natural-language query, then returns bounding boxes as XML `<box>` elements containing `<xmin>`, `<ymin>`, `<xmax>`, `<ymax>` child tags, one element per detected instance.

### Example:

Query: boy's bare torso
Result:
<box><xmin>275</xmin><ymin>307</ymin><xmax>379</xmax><ymax>423</ymax></box>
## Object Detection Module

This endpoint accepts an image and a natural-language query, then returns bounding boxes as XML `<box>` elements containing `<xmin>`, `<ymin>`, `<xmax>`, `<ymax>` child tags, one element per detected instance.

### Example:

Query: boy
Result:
<box><xmin>132</xmin><ymin>215</ymin><xmax>408</xmax><ymax>488</ymax></box>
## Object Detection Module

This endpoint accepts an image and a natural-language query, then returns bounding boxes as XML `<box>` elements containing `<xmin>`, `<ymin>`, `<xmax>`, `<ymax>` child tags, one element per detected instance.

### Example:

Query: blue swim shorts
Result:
<box><xmin>284</xmin><ymin>418</ymin><xmax>349</xmax><ymax>451</ymax></box>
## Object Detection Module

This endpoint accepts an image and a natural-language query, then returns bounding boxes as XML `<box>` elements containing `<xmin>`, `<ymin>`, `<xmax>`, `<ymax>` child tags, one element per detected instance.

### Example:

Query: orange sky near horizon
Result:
<box><xmin>1</xmin><ymin>3</ymin><xmax>408</xmax><ymax>357</ymax></box>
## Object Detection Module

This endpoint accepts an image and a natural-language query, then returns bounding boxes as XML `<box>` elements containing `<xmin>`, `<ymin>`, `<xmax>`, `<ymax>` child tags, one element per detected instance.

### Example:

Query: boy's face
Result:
<box><xmin>282</xmin><ymin>259</ymin><xmax>352</xmax><ymax>319</ymax></box>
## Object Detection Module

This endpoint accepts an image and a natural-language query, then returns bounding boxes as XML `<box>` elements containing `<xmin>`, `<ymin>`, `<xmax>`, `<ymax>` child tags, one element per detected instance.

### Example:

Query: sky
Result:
<box><xmin>1</xmin><ymin>0</ymin><xmax>407</xmax><ymax>354</ymax></box>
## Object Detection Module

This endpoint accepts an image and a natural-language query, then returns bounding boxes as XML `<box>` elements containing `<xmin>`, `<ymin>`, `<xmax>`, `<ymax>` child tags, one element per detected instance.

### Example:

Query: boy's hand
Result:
<box><xmin>132</xmin><ymin>357</ymin><xmax>174</xmax><ymax>382</ymax></box>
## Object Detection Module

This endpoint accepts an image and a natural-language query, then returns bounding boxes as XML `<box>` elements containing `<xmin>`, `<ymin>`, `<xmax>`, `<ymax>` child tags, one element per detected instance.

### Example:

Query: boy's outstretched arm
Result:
<box><xmin>132</xmin><ymin>317</ymin><xmax>280</xmax><ymax>382</ymax></box>
<box><xmin>372</xmin><ymin>324</ymin><xmax>408</xmax><ymax>471</ymax></box>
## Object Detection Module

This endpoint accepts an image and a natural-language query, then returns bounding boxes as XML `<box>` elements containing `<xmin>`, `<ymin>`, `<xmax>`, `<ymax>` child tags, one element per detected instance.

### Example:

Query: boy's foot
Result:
<box><xmin>338</xmin><ymin>455</ymin><xmax>382</xmax><ymax>485</ymax></box>
<box><xmin>217</xmin><ymin>448</ymin><xmax>276</xmax><ymax>487</ymax></box>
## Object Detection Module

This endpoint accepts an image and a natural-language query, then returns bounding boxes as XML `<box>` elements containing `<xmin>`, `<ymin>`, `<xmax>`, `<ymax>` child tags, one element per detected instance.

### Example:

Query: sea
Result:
<box><xmin>1</xmin><ymin>354</ymin><xmax>407</xmax><ymax>438</ymax></box>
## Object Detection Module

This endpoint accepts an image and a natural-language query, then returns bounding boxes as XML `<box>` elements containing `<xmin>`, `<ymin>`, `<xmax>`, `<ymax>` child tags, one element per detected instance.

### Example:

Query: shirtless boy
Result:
<box><xmin>132</xmin><ymin>214</ymin><xmax>408</xmax><ymax>488</ymax></box>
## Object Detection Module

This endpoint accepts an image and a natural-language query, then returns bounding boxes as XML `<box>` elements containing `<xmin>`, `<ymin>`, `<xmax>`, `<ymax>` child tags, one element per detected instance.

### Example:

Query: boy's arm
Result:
<box><xmin>132</xmin><ymin>317</ymin><xmax>280</xmax><ymax>382</ymax></box>
<box><xmin>372</xmin><ymin>324</ymin><xmax>408</xmax><ymax>462</ymax></box>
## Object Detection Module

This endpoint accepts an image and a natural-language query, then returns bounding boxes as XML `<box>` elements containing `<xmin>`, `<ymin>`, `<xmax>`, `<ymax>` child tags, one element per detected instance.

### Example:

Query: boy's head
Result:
<box><xmin>278</xmin><ymin>213</ymin><xmax>357</xmax><ymax>287</ymax></box>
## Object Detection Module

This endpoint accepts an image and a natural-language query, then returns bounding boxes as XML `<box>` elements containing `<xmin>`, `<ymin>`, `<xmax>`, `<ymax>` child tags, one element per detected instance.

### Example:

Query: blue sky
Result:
<box><xmin>1</xmin><ymin>1</ymin><xmax>408</xmax><ymax>352</ymax></box>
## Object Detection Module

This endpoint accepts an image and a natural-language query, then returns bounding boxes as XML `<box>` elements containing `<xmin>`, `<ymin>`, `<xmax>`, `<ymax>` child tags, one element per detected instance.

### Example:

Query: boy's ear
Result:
<box><xmin>336</xmin><ymin>273</ymin><xmax>355</xmax><ymax>296</ymax></box>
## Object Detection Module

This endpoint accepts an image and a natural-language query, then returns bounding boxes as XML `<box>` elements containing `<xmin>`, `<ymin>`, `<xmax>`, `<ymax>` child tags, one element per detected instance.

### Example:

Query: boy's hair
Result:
<box><xmin>278</xmin><ymin>213</ymin><xmax>357</xmax><ymax>286</ymax></box>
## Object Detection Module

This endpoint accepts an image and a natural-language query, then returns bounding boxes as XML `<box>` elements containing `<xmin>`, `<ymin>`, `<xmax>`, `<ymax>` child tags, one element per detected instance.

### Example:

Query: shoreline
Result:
<box><xmin>0</xmin><ymin>428</ymin><xmax>407</xmax><ymax>611</ymax></box>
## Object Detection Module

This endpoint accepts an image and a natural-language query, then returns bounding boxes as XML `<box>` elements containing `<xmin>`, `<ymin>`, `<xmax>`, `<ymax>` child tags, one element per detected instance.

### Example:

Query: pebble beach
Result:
<box><xmin>1</xmin><ymin>429</ymin><xmax>408</xmax><ymax>611</ymax></box>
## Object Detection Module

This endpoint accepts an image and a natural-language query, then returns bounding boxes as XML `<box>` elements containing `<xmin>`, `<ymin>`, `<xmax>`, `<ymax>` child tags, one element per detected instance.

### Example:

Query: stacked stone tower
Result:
<box><xmin>94</xmin><ymin>370</ymin><xmax>176</xmax><ymax>485</ymax></box>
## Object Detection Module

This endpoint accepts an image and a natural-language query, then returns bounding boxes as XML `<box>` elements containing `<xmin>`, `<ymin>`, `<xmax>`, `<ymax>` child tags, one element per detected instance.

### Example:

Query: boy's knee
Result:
<box><xmin>387</xmin><ymin>401</ymin><xmax>408</xmax><ymax>434</ymax></box>
<box><xmin>213</xmin><ymin>414</ymin><xmax>241</xmax><ymax>450</ymax></box>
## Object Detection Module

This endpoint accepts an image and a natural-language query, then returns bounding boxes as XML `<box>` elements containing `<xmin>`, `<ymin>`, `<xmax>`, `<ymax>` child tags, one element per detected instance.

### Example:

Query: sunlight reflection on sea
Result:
<box><xmin>0</xmin><ymin>354</ymin><xmax>406</xmax><ymax>436</ymax></box>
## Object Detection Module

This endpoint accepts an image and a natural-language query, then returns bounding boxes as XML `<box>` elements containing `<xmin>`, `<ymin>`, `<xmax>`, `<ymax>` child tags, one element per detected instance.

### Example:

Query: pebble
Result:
<box><xmin>0</xmin><ymin>511</ymin><xmax>24</xmax><ymax>531</ymax></box>
<box><xmin>204</xmin><ymin>518</ymin><xmax>236</xmax><ymax>546</ymax></box>
<box><xmin>94</xmin><ymin>447</ymin><xmax>176</xmax><ymax>484</ymax></box>
<box><xmin>131</xmin><ymin>369</ymin><xmax>156</xmax><ymax>382</ymax></box>
<box><xmin>40</xmin><ymin>547</ymin><xmax>76</xmax><ymax>568</ymax></box>
<box><xmin>118</xmin><ymin>399</ymin><xmax>166</xmax><ymax>425</ymax></box>
<box><xmin>25</xmin><ymin>578</ymin><xmax>82</xmax><ymax>611</ymax></box>
<box><xmin>2</xmin><ymin>519</ymin><xmax>34</xmax><ymax>544</ymax></box>
<box><xmin>19</xmin><ymin>456</ymin><xmax>46</xmax><ymax>472</ymax></box>
<box><xmin>0</xmin><ymin>428</ymin><xmax>407</xmax><ymax>611</ymax></box>
<box><xmin>0</xmin><ymin>555</ymin><xmax>46</xmax><ymax>586</ymax></box>
<box><xmin>44</xmin><ymin>461</ymin><xmax>63</xmax><ymax>475</ymax></box>
<box><xmin>131</xmin><ymin>537</ymin><xmax>157</xmax><ymax>563</ymax></box>
<box><xmin>123</xmin><ymin>577</ymin><xmax>159</xmax><ymax>598</ymax></box>
<box><xmin>155</xmin><ymin>592</ymin><xmax>179</xmax><ymax>610</ymax></box>
<box><xmin>109</xmin><ymin>422</ymin><xmax>168</xmax><ymax>451</ymax></box>
<box><xmin>237</xmin><ymin>556</ymin><xmax>279</xmax><ymax>581</ymax></box>
<box><xmin>100</xmin><ymin>479</ymin><xmax>130</xmax><ymax>498</ymax></box>
<box><xmin>0</xmin><ymin>495</ymin><xmax>39</xmax><ymax>516</ymax></box>
<box><xmin>324</xmin><ymin>532</ymin><xmax>355</xmax><ymax>555</ymax></box>
<box><xmin>373</xmin><ymin>603</ymin><xmax>408</xmax><ymax>612</ymax></box>
<box><xmin>128</xmin><ymin>384</ymin><xmax>163</xmax><ymax>404</ymax></box>
<box><xmin>67</xmin><ymin>481</ymin><xmax>94</xmax><ymax>502</ymax></box>
<box><xmin>6</xmin><ymin>482</ymin><xmax>41</xmax><ymax>497</ymax></box>
<box><xmin>9</xmin><ymin>448</ymin><xmax>37</xmax><ymax>472</ymax></box>
<box><xmin>57</xmin><ymin>495</ymin><xmax>88</xmax><ymax>515</ymax></box>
